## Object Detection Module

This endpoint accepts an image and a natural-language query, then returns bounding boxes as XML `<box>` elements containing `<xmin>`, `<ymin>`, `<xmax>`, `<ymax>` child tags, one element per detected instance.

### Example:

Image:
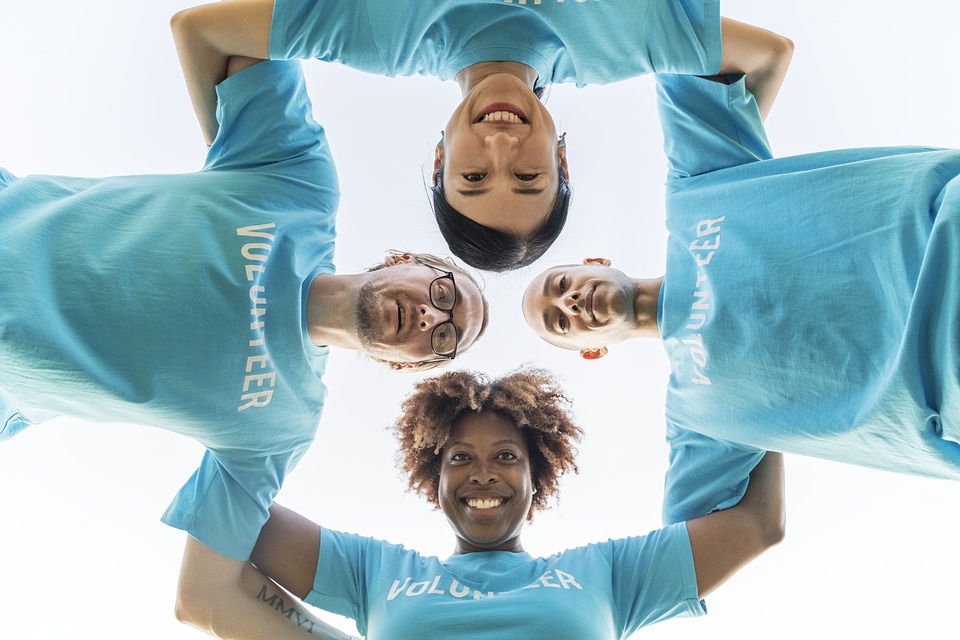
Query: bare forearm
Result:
<box><xmin>686</xmin><ymin>452</ymin><xmax>785</xmax><ymax>597</ymax></box>
<box><xmin>719</xmin><ymin>17</ymin><xmax>794</xmax><ymax>121</ymax></box>
<box><xmin>175</xmin><ymin>537</ymin><xmax>351</xmax><ymax>640</ymax></box>
<box><xmin>170</xmin><ymin>1</ymin><xmax>273</xmax><ymax>145</ymax></box>
<box><xmin>737</xmin><ymin>452</ymin><xmax>786</xmax><ymax>545</ymax></box>
<box><xmin>171</xmin><ymin>7</ymin><xmax>232</xmax><ymax>146</ymax></box>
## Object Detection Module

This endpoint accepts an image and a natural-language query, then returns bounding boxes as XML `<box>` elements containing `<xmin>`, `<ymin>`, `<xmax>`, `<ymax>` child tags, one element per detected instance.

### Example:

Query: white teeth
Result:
<box><xmin>480</xmin><ymin>110</ymin><xmax>524</xmax><ymax>124</ymax></box>
<box><xmin>466</xmin><ymin>497</ymin><xmax>504</xmax><ymax>509</ymax></box>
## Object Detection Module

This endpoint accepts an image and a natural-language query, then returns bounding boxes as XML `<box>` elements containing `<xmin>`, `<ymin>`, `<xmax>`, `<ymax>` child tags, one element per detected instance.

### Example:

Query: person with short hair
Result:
<box><xmin>239</xmin><ymin>368</ymin><xmax>784</xmax><ymax>639</ymax></box>
<box><xmin>170</xmin><ymin>0</ymin><xmax>783</xmax><ymax>272</ymax></box>
<box><xmin>0</xmin><ymin>18</ymin><xmax>487</xmax><ymax>640</ymax></box>
<box><xmin>521</xmin><ymin>33</ymin><xmax>960</xmax><ymax>527</ymax></box>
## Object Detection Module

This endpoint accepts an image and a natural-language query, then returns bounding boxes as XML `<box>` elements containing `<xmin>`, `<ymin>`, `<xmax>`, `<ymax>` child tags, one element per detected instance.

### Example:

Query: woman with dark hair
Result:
<box><xmin>169</xmin><ymin>0</ymin><xmax>787</xmax><ymax>271</ymax></box>
<box><xmin>198</xmin><ymin>368</ymin><xmax>785</xmax><ymax>639</ymax></box>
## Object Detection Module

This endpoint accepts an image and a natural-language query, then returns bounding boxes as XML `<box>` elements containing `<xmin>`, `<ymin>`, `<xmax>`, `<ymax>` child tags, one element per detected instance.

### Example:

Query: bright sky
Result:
<box><xmin>1</xmin><ymin>1</ymin><xmax>957</xmax><ymax>638</ymax></box>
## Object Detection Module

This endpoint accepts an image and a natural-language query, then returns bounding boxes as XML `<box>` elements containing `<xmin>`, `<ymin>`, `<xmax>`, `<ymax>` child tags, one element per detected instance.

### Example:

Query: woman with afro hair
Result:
<box><xmin>237</xmin><ymin>368</ymin><xmax>785</xmax><ymax>640</ymax></box>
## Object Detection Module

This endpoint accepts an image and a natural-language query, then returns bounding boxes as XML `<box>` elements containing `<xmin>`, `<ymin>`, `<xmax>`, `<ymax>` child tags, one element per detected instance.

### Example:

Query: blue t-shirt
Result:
<box><xmin>656</xmin><ymin>74</ymin><xmax>960</xmax><ymax>524</ymax></box>
<box><xmin>307</xmin><ymin>524</ymin><xmax>703</xmax><ymax>639</ymax></box>
<box><xmin>268</xmin><ymin>0</ymin><xmax>721</xmax><ymax>88</ymax></box>
<box><xmin>0</xmin><ymin>60</ymin><xmax>339</xmax><ymax>560</ymax></box>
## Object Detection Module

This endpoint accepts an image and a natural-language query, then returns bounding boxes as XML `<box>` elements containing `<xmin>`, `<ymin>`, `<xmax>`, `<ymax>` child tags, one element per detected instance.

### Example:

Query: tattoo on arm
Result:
<box><xmin>257</xmin><ymin>584</ymin><xmax>318</xmax><ymax>634</ymax></box>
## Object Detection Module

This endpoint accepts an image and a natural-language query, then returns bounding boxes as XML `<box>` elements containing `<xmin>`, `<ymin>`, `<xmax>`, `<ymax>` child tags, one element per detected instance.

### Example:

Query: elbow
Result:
<box><xmin>173</xmin><ymin>583</ymin><xmax>217</xmax><ymax>635</ymax></box>
<box><xmin>169</xmin><ymin>6</ymin><xmax>206</xmax><ymax>49</ymax></box>
<box><xmin>760</xmin><ymin>511</ymin><xmax>786</xmax><ymax>550</ymax></box>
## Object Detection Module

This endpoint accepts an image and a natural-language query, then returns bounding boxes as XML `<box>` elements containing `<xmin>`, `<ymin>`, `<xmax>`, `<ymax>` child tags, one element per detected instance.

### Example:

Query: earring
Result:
<box><xmin>438</xmin><ymin>131</ymin><xmax>444</xmax><ymax>148</ymax></box>
<box><xmin>558</xmin><ymin>132</ymin><xmax>567</xmax><ymax>148</ymax></box>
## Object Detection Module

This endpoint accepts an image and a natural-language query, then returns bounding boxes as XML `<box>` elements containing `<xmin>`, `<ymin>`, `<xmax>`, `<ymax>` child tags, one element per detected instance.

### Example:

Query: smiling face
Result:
<box><xmin>438</xmin><ymin>411</ymin><xmax>533</xmax><ymax>554</ymax></box>
<box><xmin>522</xmin><ymin>261</ymin><xmax>638</xmax><ymax>352</ymax></box>
<box><xmin>436</xmin><ymin>73</ymin><xmax>568</xmax><ymax>237</ymax></box>
<box><xmin>355</xmin><ymin>257</ymin><xmax>485</xmax><ymax>367</ymax></box>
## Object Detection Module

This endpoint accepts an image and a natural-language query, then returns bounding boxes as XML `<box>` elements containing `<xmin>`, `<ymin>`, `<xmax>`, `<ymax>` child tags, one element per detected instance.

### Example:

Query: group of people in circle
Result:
<box><xmin>2</xmin><ymin>1</ymin><xmax>958</xmax><ymax>638</ymax></box>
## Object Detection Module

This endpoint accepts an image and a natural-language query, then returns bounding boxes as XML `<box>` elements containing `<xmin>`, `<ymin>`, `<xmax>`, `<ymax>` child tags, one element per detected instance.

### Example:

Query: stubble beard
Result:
<box><xmin>355</xmin><ymin>280</ymin><xmax>381</xmax><ymax>351</ymax></box>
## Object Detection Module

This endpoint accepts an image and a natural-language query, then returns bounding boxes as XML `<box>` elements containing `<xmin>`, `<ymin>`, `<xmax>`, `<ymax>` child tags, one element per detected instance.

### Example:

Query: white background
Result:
<box><xmin>0</xmin><ymin>1</ymin><xmax>957</xmax><ymax>638</ymax></box>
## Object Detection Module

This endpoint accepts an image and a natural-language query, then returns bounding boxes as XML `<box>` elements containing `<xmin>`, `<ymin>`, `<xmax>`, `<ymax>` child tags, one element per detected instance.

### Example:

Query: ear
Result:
<box><xmin>389</xmin><ymin>361</ymin><xmax>423</xmax><ymax>372</ymax></box>
<box><xmin>433</xmin><ymin>143</ymin><xmax>444</xmax><ymax>183</ymax></box>
<box><xmin>582</xmin><ymin>257</ymin><xmax>611</xmax><ymax>267</ymax></box>
<box><xmin>579</xmin><ymin>347</ymin><xmax>608</xmax><ymax>360</ymax></box>
<box><xmin>384</xmin><ymin>253</ymin><xmax>414</xmax><ymax>268</ymax></box>
<box><xmin>558</xmin><ymin>144</ymin><xmax>570</xmax><ymax>182</ymax></box>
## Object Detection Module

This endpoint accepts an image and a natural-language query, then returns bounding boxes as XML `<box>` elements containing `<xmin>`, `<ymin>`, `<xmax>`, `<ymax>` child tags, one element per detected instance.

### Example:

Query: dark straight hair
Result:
<box><xmin>430</xmin><ymin>166</ymin><xmax>571</xmax><ymax>272</ymax></box>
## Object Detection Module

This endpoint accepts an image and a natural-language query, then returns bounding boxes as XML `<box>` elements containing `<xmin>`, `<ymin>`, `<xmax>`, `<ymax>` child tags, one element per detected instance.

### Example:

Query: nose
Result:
<box><xmin>417</xmin><ymin>304</ymin><xmax>446</xmax><ymax>331</ymax></box>
<box><xmin>469</xmin><ymin>460</ymin><xmax>497</xmax><ymax>485</ymax></box>
<box><xmin>483</xmin><ymin>131</ymin><xmax>519</xmax><ymax>161</ymax></box>
<box><xmin>559</xmin><ymin>290</ymin><xmax>580</xmax><ymax>315</ymax></box>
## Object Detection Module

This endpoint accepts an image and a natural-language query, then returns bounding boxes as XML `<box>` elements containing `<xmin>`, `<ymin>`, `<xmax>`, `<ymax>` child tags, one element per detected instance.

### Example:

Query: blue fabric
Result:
<box><xmin>656</xmin><ymin>73</ymin><xmax>960</xmax><ymax>524</ymax></box>
<box><xmin>269</xmin><ymin>0</ymin><xmax>721</xmax><ymax>87</ymax></box>
<box><xmin>0</xmin><ymin>60</ymin><xmax>339</xmax><ymax>559</ymax></box>
<box><xmin>306</xmin><ymin>524</ymin><xmax>704</xmax><ymax>639</ymax></box>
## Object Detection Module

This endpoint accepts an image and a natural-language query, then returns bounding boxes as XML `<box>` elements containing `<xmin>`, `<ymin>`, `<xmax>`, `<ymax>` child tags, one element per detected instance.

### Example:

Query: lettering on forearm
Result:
<box><xmin>257</xmin><ymin>584</ymin><xmax>318</xmax><ymax>633</ymax></box>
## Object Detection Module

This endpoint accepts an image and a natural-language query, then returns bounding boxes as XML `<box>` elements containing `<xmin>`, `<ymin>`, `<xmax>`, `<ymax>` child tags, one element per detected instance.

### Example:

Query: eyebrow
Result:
<box><xmin>512</xmin><ymin>187</ymin><xmax>546</xmax><ymax>196</ymax></box>
<box><xmin>446</xmin><ymin>439</ymin><xmax>521</xmax><ymax>451</ymax></box>
<box><xmin>456</xmin><ymin>188</ymin><xmax>491</xmax><ymax>198</ymax></box>
<box><xmin>454</xmin><ymin>187</ymin><xmax>547</xmax><ymax>197</ymax></box>
<box><xmin>541</xmin><ymin>310</ymin><xmax>553</xmax><ymax>335</ymax></box>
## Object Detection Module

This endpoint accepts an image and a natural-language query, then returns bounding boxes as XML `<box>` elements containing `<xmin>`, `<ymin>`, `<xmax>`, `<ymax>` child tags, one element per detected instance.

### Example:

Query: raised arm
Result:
<box><xmin>175</xmin><ymin>535</ymin><xmax>351</xmax><ymax>639</ymax></box>
<box><xmin>250</xmin><ymin>503</ymin><xmax>323</xmax><ymax>600</ymax></box>
<box><xmin>718</xmin><ymin>17</ymin><xmax>794</xmax><ymax>121</ymax></box>
<box><xmin>685</xmin><ymin>452</ymin><xmax>785</xmax><ymax>598</ymax></box>
<box><xmin>170</xmin><ymin>0</ymin><xmax>275</xmax><ymax>145</ymax></box>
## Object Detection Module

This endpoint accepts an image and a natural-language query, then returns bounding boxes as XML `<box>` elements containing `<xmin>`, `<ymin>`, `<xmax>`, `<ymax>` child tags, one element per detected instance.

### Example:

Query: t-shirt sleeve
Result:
<box><xmin>203</xmin><ymin>59</ymin><xmax>327</xmax><ymax>175</ymax></box>
<box><xmin>160</xmin><ymin>445</ymin><xmax>310</xmax><ymax>560</ymax></box>
<box><xmin>606</xmin><ymin>523</ymin><xmax>706</xmax><ymax>633</ymax></box>
<box><xmin>269</xmin><ymin>0</ymin><xmax>382</xmax><ymax>71</ymax></box>
<box><xmin>305</xmin><ymin>528</ymin><xmax>379</xmax><ymax>630</ymax></box>
<box><xmin>662</xmin><ymin>422</ymin><xmax>765</xmax><ymax>525</ymax></box>
<box><xmin>656</xmin><ymin>73</ymin><xmax>772</xmax><ymax>180</ymax></box>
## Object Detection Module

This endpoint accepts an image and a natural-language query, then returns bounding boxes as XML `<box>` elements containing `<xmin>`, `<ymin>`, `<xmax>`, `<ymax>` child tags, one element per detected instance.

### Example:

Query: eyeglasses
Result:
<box><xmin>422</xmin><ymin>264</ymin><xmax>460</xmax><ymax>360</ymax></box>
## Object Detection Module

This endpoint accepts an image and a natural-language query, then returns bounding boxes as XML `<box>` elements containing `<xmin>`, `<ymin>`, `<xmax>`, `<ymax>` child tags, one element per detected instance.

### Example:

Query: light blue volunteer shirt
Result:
<box><xmin>656</xmin><ymin>74</ymin><xmax>960</xmax><ymax>524</ymax></box>
<box><xmin>306</xmin><ymin>524</ymin><xmax>703</xmax><ymax>639</ymax></box>
<box><xmin>268</xmin><ymin>0</ymin><xmax>721</xmax><ymax>87</ymax></box>
<box><xmin>0</xmin><ymin>60</ymin><xmax>339</xmax><ymax>560</ymax></box>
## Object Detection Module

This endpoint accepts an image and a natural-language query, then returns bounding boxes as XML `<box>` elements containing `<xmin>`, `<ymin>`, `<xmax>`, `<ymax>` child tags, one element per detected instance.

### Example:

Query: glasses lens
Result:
<box><xmin>430</xmin><ymin>275</ymin><xmax>457</xmax><ymax>311</ymax></box>
<box><xmin>431</xmin><ymin>320</ymin><xmax>458</xmax><ymax>357</ymax></box>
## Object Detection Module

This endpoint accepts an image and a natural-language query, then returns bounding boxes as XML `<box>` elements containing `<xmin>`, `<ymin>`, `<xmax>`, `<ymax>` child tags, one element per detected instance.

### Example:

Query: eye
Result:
<box><xmin>558</xmin><ymin>315</ymin><xmax>568</xmax><ymax>333</ymax></box>
<box><xmin>496</xmin><ymin>450</ymin><xmax>519</xmax><ymax>461</ymax></box>
<box><xmin>450</xmin><ymin>452</ymin><xmax>470</xmax><ymax>462</ymax></box>
<box><xmin>559</xmin><ymin>276</ymin><xmax>567</xmax><ymax>293</ymax></box>
<box><xmin>463</xmin><ymin>173</ymin><xmax>486</xmax><ymax>183</ymax></box>
<box><xmin>515</xmin><ymin>173</ymin><xmax>539</xmax><ymax>181</ymax></box>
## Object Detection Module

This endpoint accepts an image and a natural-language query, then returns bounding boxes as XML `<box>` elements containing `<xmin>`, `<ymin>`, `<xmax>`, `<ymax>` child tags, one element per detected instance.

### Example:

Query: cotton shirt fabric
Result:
<box><xmin>656</xmin><ymin>73</ymin><xmax>960</xmax><ymax>524</ymax></box>
<box><xmin>268</xmin><ymin>0</ymin><xmax>721</xmax><ymax>87</ymax></box>
<box><xmin>307</xmin><ymin>524</ymin><xmax>703</xmax><ymax>639</ymax></box>
<box><xmin>0</xmin><ymin>60</ymin><xmax>339</xmax><ymax>560</ymax></box>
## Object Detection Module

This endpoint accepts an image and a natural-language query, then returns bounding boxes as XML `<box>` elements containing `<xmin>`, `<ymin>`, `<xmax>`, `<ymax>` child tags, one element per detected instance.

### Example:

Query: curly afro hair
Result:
<box><xmin>392</xmin><ymin>367</ymin><xmax>582</xmax><ymax>520</ymax></box>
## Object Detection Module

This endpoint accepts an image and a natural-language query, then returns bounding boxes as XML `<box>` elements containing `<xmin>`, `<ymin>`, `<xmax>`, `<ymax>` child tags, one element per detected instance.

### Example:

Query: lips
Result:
<box><xmin>464</xmin><ymin>496</ymin><xmax>505</xmax><ymax>509</ymax></box>
<box><xmin>475</xmin><ymin>102</ymin><xmax>529</xmax><ymax>124</ymax></box>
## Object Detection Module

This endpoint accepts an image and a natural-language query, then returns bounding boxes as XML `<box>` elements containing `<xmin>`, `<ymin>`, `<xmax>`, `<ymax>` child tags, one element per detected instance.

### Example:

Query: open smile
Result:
<box><xmin>475</xmin><ymin>102</ymin><xmax>529</xmax><ymax>124</ymax></box>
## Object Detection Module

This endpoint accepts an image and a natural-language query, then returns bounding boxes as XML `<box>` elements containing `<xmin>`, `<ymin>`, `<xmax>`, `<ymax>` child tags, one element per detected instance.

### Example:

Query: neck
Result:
<box><xmin>452</xmin><ymin>538</ymin><xmax>525</xmax><ymax>556</ymax></box>
<box><xmin>304</xmin><ymin>273</ymin><xmax>363</xmax><ymax>350</ymax></box>
<box><xmin>632</xmin><ymin>276</ymin><xmax>663</xmax><ymax>339</ymax></box>
<box><xmin>455</xmin><ymin>61</ymin><xmax>538</xmax><ymax>96</ymax></box>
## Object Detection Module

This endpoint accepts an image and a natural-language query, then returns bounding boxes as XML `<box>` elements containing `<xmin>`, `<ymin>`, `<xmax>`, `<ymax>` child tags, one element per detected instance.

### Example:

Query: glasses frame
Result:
<box><xmin>422</xmin><ymin>264</ymin><xmax>460</xmax><ymax>361</ymax></box>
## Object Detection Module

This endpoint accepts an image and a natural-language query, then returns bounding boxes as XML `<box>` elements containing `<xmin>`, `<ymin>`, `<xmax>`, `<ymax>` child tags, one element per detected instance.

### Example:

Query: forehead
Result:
<box><xmin>522</xmin><ymin>264</ymin><xmax>574</xmax><ymax>315</ymax></box>
<box><xmin>448</xmin><ymin>411</ymin><xmax>526</xmax><ymax>448</ymax></box>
